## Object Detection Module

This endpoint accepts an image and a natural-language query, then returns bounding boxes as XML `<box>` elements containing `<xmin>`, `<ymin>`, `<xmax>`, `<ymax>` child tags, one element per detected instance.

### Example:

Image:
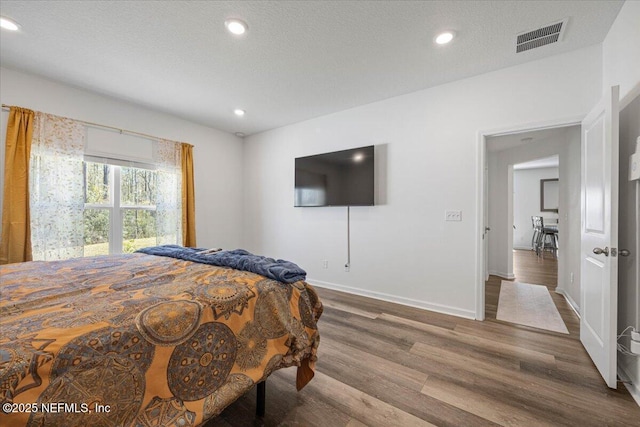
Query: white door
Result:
<box><xmin>580</xmin><ymin>85</ymin><xmax>619</xmax><ymax>389</ymax></box>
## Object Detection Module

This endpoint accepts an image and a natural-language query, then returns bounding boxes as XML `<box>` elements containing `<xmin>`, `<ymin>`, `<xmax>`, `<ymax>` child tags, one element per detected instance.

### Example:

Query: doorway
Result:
<box><xmin>477</xmin><ymin>87</ymin><xmax>628</xmax><ymax>391</ymax></box>
<box><xmin>512</xmin><ymin>156</ymin><xmax>559</xmax><ymax>291</ymax></box>
<box><xmin>479</xmin><ymin>123</ymin><xmax>582</xmax><ymax>322</ymax></box>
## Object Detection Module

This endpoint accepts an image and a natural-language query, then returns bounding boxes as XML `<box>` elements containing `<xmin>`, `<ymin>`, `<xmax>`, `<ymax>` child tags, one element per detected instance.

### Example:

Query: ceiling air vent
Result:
<box><xmin>516</xmin><ymin>19</ymin><xmax>567</xmax><ymax>53</ymax></box>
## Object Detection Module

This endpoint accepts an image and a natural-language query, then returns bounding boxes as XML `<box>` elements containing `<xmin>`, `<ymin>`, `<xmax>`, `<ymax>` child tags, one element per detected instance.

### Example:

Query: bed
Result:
<box><xmin>0</xmin><ymin>246</ymin><xmax>322</xmax><ymax>426</ymax></box>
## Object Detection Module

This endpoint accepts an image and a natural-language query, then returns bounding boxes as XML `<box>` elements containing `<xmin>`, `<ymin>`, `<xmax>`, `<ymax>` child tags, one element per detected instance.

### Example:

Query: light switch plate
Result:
<box><xmin>445</xmin><ymin>210</ymin><xmax>462</xmax><ymax>221</ymax></box>
<box><xmin>630</xmin><ymin>151</ymin><xmax>639</xmax><ymax>181</ymax></box>
<box><xmin>631</xmin><ymin>137</ymin><xmax>640</xmax><ymax>181</ymax></box>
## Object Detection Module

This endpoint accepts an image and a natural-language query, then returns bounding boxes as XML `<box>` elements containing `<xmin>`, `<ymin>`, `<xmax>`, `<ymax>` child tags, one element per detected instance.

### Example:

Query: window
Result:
<box><xmin>83</xmin><ymin>161</ymin><xmax>172</xmax><ymax>256</ymax></box>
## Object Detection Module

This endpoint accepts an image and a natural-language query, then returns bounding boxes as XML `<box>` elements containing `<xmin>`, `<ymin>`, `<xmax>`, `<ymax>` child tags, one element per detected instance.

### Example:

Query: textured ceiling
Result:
<box><xmin>0</xmin><ymin>1</ymin><xmax>624</xmax><ymax>136</ymax></box>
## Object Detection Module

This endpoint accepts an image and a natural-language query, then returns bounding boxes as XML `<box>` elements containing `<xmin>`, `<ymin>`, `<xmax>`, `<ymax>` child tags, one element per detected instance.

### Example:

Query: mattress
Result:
<box><xmin>0</xmin><ymin>253</ymin><xmax>322</xmax><ymax>426</ymax></box>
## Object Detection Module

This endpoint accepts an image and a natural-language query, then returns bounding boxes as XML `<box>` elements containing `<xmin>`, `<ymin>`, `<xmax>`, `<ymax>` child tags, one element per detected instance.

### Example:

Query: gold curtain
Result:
<box><xmin>181</xmin><ymin>143</ymin><xmax>196</xmax><ymax>247</ymax></box>
<box><xmin>0</xmin><ymin>107</ymin><xmax>35</xmax><ymax>264</ymax></box>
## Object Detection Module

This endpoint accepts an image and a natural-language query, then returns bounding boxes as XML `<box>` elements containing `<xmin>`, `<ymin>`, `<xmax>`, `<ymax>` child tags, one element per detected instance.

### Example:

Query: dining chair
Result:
<box><xmin>534</xmin><ymin>216</ymin><xmax>558</xmax><ymax>257</ymax></box>
<box><xmin>531</xmin><ymin>216</ymin><xmax>541</xmax><ymax>251</ymax></box>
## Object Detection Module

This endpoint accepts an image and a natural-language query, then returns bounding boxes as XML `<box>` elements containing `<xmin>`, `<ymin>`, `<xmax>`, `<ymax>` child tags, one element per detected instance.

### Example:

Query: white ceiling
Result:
<box><xmin>513</xmin><ymin>155</ymin><xmax>560</xmax><ymax>170</ymax></box>
<box><xmin>486</xmin><ymin>126</ymin><xmax>575</xmax><ymax>152</ymax></box>
<box><xmin>0</xmin><ymin>1</ymin><xmax>624</xmax><ymax>136</ymax></box>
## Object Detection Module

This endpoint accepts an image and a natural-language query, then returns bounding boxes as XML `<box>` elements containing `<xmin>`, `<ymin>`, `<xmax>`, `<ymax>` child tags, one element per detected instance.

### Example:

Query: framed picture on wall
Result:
<box><xmin>540</xmin><ymin>178</ymin><xmax>559</xmax><ymax>212</ymax></box>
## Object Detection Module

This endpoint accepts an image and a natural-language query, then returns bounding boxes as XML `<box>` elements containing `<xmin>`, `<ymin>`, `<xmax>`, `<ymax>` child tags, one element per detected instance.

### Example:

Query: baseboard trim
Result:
<box><xmin>555</xmin><ymin>288</ymin><xmax>581</xmax><ymax>318</ymax></box>
<box><xmin>513</xmin><ymin>246</ymin><xmax>534</xmax><ymax>251</ymax></box>
<box><xmin>308</xmin><ymin>278</ymin><xmax>476</xmax><ymax>320</ymax></box>
<box><xmin>618</xmin><ymin>363</ymin><xmax>640</xmax><ymax>407</ymax></box>
<box><xmin>488</xmin><ymin>270</ymin><xmax>515</xmax><ymax>280</ymax></box>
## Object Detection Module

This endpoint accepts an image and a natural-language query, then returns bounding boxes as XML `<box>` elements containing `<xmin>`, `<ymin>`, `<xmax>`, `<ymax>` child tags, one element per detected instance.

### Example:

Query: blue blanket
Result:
<box><xmin>136</xmin><ymin>245</ymin><xmax>306</xmax><ymax>284</ymax></box>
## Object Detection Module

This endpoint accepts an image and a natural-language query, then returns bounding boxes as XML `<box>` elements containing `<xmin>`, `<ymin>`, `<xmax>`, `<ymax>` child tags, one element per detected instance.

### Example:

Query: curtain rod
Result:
<box><xmin>1</xmin><ymin>104</ymin><xmax>192</xmax><ymax>147</ymax></box>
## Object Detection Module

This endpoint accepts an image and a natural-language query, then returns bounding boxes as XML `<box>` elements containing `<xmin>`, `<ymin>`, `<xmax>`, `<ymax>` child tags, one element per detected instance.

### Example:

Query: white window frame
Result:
<box><xmin>83</xmin><ymin>157</ymin><xmax>158</xmax><ymax>255</ymax></box>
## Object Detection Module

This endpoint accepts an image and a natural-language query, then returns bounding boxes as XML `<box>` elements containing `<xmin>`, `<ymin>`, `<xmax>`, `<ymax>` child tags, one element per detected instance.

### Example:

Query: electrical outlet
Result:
<box><xmin>322</xmin><ymin>260</ymin><xmax>328</xmax><ymax>269</ymax></box>
<box><xmin>631</xmin><ymin>340</ymin><xmax>640</xmax><ymax>355</ymax></box>
<box><xmin>344</xmin><ymin>264</ymin><xmax>350</xmax><ymax>272</ymax></box>
<box><xmin>445</xmin><ymin>210</ymin><xmax>462</xmax><ymax>221</ymax></box>
<box><xmin>631</xmin><ymin>330</ymin><xmax>640</xmax><ymax>342</ymax></box>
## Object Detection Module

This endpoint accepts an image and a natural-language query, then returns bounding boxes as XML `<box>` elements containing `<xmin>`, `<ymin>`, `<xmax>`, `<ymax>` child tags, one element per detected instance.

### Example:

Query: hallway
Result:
<box><xmin>485</xmin><ymin>250</ymin><xmax>578</xmax><ymax>334</ymax></box>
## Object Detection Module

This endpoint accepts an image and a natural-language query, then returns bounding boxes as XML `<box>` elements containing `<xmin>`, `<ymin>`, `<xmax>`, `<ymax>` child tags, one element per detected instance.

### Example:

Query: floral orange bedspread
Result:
<box><xmin>0</xmin><ymin>253</ymin><xmax>322</xmax><ymax>426</ymax></box>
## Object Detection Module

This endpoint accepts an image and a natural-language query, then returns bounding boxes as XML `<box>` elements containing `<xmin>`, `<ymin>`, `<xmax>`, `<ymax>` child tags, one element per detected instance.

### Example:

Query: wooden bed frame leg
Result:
<box><xmin>256</xmin><ymin>381</ymin><xmax>266</xmax><ymax>417</ymax></box>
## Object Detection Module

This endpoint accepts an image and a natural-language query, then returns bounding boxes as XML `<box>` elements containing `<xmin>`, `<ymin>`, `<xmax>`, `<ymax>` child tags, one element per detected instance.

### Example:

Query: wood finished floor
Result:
<box><xmin>485</xmin><ymin>249</ymin><xmax>561</xmax><ymax>322</ymax></box>
<box><xmin>208</xmin><ymin>250</ymin><xmax>639</xmax><ymax>426</ymax></box>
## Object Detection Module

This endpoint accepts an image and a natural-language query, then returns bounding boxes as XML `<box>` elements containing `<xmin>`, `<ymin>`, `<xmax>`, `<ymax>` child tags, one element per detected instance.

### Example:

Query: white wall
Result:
<box><xmin>487</xmin><ymin>127</ymin><xmax>581</xmax><ymax>307</ymax></box>
<box><xmin>242</xmin><ymin>45</ymin><xmax>601</xmax><ymax>319</ymax></box>
<box><xmin>559</xmin><ymin>128</ymin><xmax>583</xmax><ymax>309</ymax></box>
<box><xmin>0</xmin><ymin>67</ymin><xmax>244</xmax><ymax>249</ymax></box>
<box><xmin>602</xmin><ymin>0</ymin><xmax>640</xmax><ymax>404</ymax></box>
<box><xmin>513</xmin><ymin>166</ymin><xmax>559</xmax><ymax>250</ymax></box>
<box><xmin>602</xmin><ymin>0</ymin><xmax>640</xmax><ymax>105</ymax></box>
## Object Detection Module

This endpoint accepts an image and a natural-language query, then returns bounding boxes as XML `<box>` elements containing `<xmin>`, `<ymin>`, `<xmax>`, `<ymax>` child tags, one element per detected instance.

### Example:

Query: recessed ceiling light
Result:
<box><xmin>235</xmin><ymin>132</ymin><xmax>245</xmax><ymax>138</ymax></box>
<box><xmin>435</xmin><ymin>31</ymin><xmax>455</xmax><ymax>45</ymax></box>
<box><xmin>225</xmin><ymin>19</ymin><xmax>247</xmax><ymax>35</ymax></box>
<box><xmin>0</xmin><ymin>16</ymin><xmax>20</xmax><ymax>31</ymax></box>
<box><xmin>234</xmin><ymin>109</ymin><xmax>245</xmax><ymax>117</ymax></box>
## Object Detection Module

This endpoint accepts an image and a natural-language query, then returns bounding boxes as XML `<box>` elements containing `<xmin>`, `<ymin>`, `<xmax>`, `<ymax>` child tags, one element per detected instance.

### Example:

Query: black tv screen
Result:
<box><xmin>295</xmin><ymin>146</ymin><xmax>374</xmax><ymax>207</ymax></box>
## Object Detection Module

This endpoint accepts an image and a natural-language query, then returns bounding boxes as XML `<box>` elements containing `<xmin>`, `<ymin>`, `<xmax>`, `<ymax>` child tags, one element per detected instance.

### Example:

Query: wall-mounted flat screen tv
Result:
<box><xmin>295</xmin><ymin>145</ymin><xmax>374</xmax><ymax>207</ymax></box>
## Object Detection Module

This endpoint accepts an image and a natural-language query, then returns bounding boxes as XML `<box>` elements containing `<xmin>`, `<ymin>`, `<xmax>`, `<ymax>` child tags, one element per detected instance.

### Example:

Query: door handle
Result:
<box><xmin>619</xmin><ymin>249</ymin><xmax>631</xmax><ymax>257</ymax></box>
<box><xmin>593</xmin><ymin>247</ymin><xmax>609</xmax><ymax>256</ymax></box>
<box><xmin>485</xmin><ymin>227</ymin><xmax>491</xmax><ymax>232</ymax></box>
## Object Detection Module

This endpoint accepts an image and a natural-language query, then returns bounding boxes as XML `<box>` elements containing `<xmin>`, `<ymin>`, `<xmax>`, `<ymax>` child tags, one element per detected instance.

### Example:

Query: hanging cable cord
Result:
<box><xmin>346</xmin><ymin>206</ymin><xmax>350</xmax><ymax>270</ymax></box>
<box><xmin>617</xmin><ymin>325</ymin><xmax>639</xmax><ymax>357</ymax></box>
